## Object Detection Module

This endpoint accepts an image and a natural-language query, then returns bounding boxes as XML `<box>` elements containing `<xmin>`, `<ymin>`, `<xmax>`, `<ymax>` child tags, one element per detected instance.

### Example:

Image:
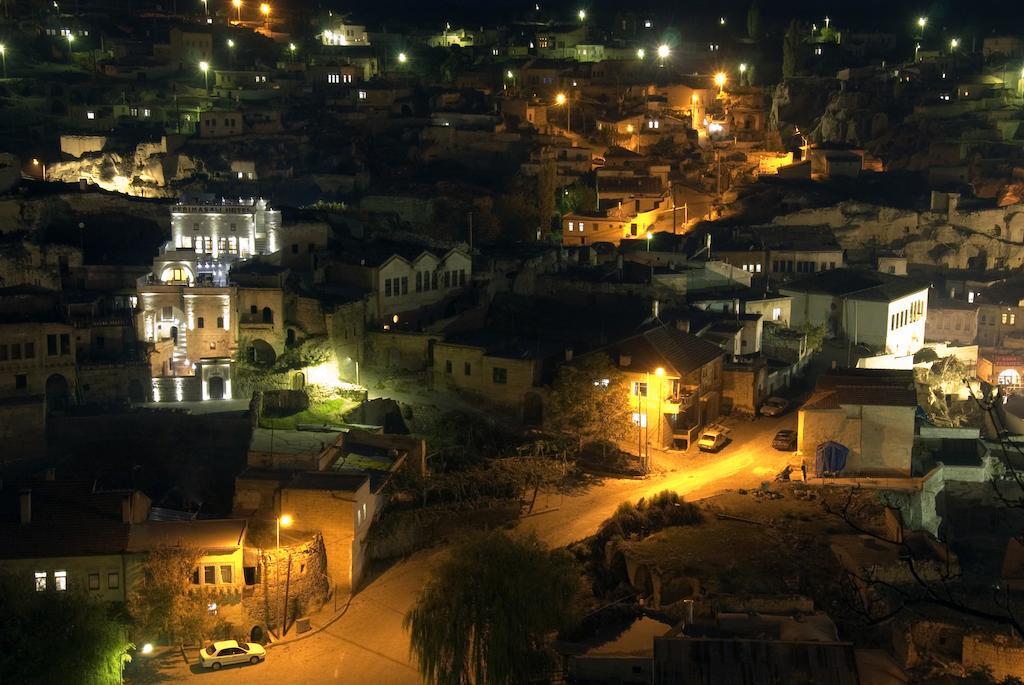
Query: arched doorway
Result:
<box><xmin>170</xmin><ymin>325</ymin><xmax>179</xmax><ymax>345</ymax></box>
<box><xmin>247</xmin><ymin>339</ymin><xmax>276</xmax><ymax>366</ymax></box>
<box><xmin>208</xmin><ymin>376</ymin><xmax>225</xmax><ymax>400</ymax></box>
<box><xmin>292</xmin><ymin>372</ymin><xmax>305</xmax><ymax>390</ymax></box>
<box><xmin>45</xmin><ymin>374</ymin><xmax>70</xmax><ymax>412</ymax></box>
<box><xmin>261</xmin><ymin>307</ymin><xmax>273</xmax><ymax>324</ymax></box>
<box><xmin>999</xmin><ymin>369</ymin><xmax>1021</xmax><ymax>386</ymax></box>
<box><xmin>523</xmin><ymin>392</ymin><xmax>543</xmax><ymax>425</ymax></box>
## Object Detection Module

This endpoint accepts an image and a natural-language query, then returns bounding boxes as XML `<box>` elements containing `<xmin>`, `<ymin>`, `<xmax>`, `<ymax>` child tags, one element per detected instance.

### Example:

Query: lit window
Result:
<box><xmin>55</xmin><ymin>571</ymin><xmax>67</xmax><ymax>591</ymax></box>
<box><xmin>568</xmin><ymin>221</ymin><xmax>575</xmax><ymax>232</ymax></box>
<box><xmin>35</xmin><ymin>572</ymin><xmax>47</xmax><ymax>592</ymax></box>
<box><xmin>1003</xmin><ymin>313</ymin><xmax>1009</xmax><ymax>324</ymax></box>
<box><xmin>1012</xmin><ymin>314</ymin><xmax>1017</xmax><ymax>326</ymax></box>
<box><xmin>632</xmin><ymin>381</ymin><xmax>648</xmax><ymax>397</ymax></box>
<box><xmin>342</xmin><ymin>74</ymin><xmax>353</xmax><ymax>83</ymax></box>
<box><xmin>755</xmin><ymin>264</ymin><xmax>762</xmax><ymax>273</ymax></box>
<box><xmin>88</xmin><ymin>572</ymin><xmax>100</xmax><ymax>590</ymax></box>
<box><xmin>220</xmin><ymin>565</ymin><xmax>233</xmax><ymax>584</ymax></box>
<box><xmin>328</xmin><ymin>74</ymin><xmax>340</xmax><ymax>83</ymax></box>
<box><xmin>772</xmin><ymin>307</ymin><xmax>782</xmax><ymax>321</ymax></box>
<box><xmin>358</xmin><ymin>90</ymin><xmax>367</xmax><ymax>100</ymax></box>
<box><xmin>143</xmin><ymin>108</ymin><xmax>151</xmax><ymax>117</ymax></box>
<box><xmin>107</xmin><ymin>572</ymin><xmax>119</xmax><ymax>589</ymax></box>
<box><xmin>86</xmin><ymin>111</ymin><xmax>95</xmax><ymax>120</ymax></box>
<box><xmin>968</xmin><ymin>292</ymin><xmax>975</xmax><ymax>303</ymax></box>
<box><xmin>631</xmin><ymin>412</ymin><xmax>647</xmax><ymax>427</ymax></box>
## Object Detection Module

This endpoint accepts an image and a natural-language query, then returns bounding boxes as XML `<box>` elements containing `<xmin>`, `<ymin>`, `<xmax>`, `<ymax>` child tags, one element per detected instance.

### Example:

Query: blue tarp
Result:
<box><xmin>815</xmin><ymin>441</ymin><xmax>849</xmax><ymax>475</ymax></box>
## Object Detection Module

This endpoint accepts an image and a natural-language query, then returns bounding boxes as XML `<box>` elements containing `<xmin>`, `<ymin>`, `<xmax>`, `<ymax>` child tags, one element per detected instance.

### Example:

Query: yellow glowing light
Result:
<box><xmin>279</xmin><ymin>514</ymin><xmax>293</xmax><ymax>527</ymax></box>
<box><xmin>713</xmin><ymin>72</ymin><xmax>727</xmax><ymax>88</ymax></box>
<box><xmin>578</xmin><ymin>9</ymin><xmax>585</xmax><ymax>20</ymax></box>
<box><xmin>397</xmin><ymin>51</ymin><xmax>407</xmax><ymax>63</ymax></box>
<box><xmin>259</xmin><ymin>2</ymin><xmax>269</xmax><ymax>15</ymax></box>
<box><xmin>655</xmin><ymin>367</ymin><xmax>665</xmax><ymax>376</ymax></box>
<box><xmin>506</xmin><ymin>70</ymin><xmax>514</xmax><ymax>78</ymax></box>
<box><xmin>626</xmin><ymin>123</ymin><xmax>634</xmax><ymax>133</ymax></box>
<box><xmin>305</xmin><ymin>359</ymin><xmax>341</xmax><ymax>387</ymax></box>
<box><xmin>199</xmin><ymin>60</ymin><xmax>209</xmax><ymax>72</ymax></box>
<box><xmin>636</xmin><ymin>48</ymin><xmax>645</xmax><ymax>59</ymax></box>
<box><xmin>392</xmin><ymin>314</ymin><xmax>400</xmax><ymax>324</ymax></box>
<box><xmin>739</xmin><ymin>63</ymin><xmax>747</xmax><ymax>73</ymax></box>
<box><xmin>227</xmin><ymin>38</ymin><xmax>235</xmax><ymax>47</ymax></box>
<box><xmin>555</xmin><ymin>92</ymin><xmax>567</xmax><ymax>105</ymax></box>
<box><xmin>232</xmin><ymin>0</ymin><xmax>241</xmax><ymax>6</ymax></box>
<box><xmin>141</xmin><ymin>643</ymin><xmax>154</xmax><ymax>655</ymax></box>
<box><xmin>657</xmin><ymin>44</ymin><xmax>670</xmax><ymax>59</ymax></box>
<box><xmin>949</xmin><ymin>37</ymin><xmax>959</xmax><ymax>50</ymax></box>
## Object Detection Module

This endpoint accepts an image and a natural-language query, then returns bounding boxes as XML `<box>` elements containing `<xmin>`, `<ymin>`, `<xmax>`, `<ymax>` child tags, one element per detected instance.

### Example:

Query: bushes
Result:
<box><xmin>594</xmin><ymin>491</ymin><xmax>703</xmax><ymax>548</ymax></box>
<box><xmin>577</xmin><ymin>440</ymin><xmax>645</xmax><ymax>476</ymax></box>
<box><xmin>366</xmin><ymin>501</ymin><xmax>520</xmax><ymax>561</ymax></box>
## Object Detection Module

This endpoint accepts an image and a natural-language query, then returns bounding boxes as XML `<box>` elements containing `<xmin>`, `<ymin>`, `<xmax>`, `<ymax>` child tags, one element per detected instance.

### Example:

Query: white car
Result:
<box><xmin>199</xmin><ymin>640</ymin><xmax>266</xmax><ymax>670</ymax></box>
<box><xmin>697</xmin><ymin>428</ymin><xmax>728</xmax><ymax>452</ymax></box>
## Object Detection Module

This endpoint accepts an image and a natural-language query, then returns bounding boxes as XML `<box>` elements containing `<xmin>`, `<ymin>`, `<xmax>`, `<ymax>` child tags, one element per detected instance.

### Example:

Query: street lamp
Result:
<box><xmin>199</xmin><ymin>60</ymin><xmax>209</xmax><ymax>91</ymax></box>
<box><xmin>259</xmin><ymin>2</ymin><xmax>270</xmax><ymax>28</ymax></box>
<box><xmin>916</xmin><ymin>16</ymin><xmax>927</xmax><ymax>38</ymax></box>
<box><xmin>555</xmin><ymin>91</ymin><xmax>570</xmax><ymax>134</ymax></box>
<box><xmin>739</xmin><ymin>62</ymin><xmax>747</xmax><ymax>85</ymax></box>
<box><xmin>232</xmin><ymin>0</ymin><xmax>241</xmax><ymax>21</ymax></box>
<box><xmin>949</xmin><ymin>37</ymin><xmax>959</xmax><ymax>52</ymax></box>
<box><xmin>288</xmin><ymin>42</ymin><xmax>296</xmax><ymax>61</ymax></box>
<box><xmin>577</xmin><ymin>8</ymin><xmax>585</xmax><ymax>21</ymax></box>
<box><xmin>654</xmin><ymin>367</ymin><xmax>665</xmax><ymax>452</ymax></box>
<box><xmin>397</xmin><ymin>51</ymin><xmax>407</xmax><ymax>64</ymax></box>
<box><xmin>276</xmin><ymin>513</ymin><xmax>292</xmax><ymax>549</ymax></box>
<box><xmin>201</xmin><ymin>0</ymin><xmax>208</xmax><ymax>15</ymax></box>
<box><xmin>713</xmin><ymin>71</ymin><xmax>727</xmax><ymax>95</ymax></box>
<box><xmin>646</xmin><ymin>231</ymin><xmax>653</xmax><ymax>251</ymax></box>
<box><xmin>32</xmin><ymin>158</ymin><xmax>45</xmax><ymax>181</ymax></box>
<box><xmin>657</xmin><ymin>43</ymin><xmax>670</xmax><ymax>66</ymax></box>
<box><xmin>636</xmin><ymin>47</ymin><xmax>645</xmax><ymax>60</ymax></box>
<box><xmin>0</xmin><ymin>44</ymin><xmax>6</xmax><ymax>79</ymax></box>
<box><xmin>227</xmin><ymin>38</ymin><xmax>235</xmax><ymax>68</ymax></box>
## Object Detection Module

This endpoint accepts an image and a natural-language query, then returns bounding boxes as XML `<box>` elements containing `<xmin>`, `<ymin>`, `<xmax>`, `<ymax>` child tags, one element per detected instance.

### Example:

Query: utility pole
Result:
<box><xmin>467</xmin><ymin>211</ymin><xmax>473</xmax><ymax>251</ymax></box>
<box><xmin>281</xmin><ymin>552</ymin><xmax>292</xmax><ymax>635</ymax></box>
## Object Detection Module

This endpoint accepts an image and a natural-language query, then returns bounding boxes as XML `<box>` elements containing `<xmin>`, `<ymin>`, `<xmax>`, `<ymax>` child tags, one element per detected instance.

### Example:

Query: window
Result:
<box><xmin>217</xmin><ymin>316</ymin><xmax>224</xmax><ymax>329</ymax></box>
<box><xmin>568</xmin><ymin>221</ymin><xmax>575</xmax><ymax>232</ymax></box>
<box><xmin>493</xmin><ymin>367</ymin><xmax>508</xmax><ymax>384</ymax></box>
<box><xmin>15</xmin><ymin>374</ymin><xmax>27</xmax><ymax>390</ymax></box>
<box><xmin>432</xmin><ymin>272</ymin><xmax>438</xmax><ymax>290</ymax></box>
<box><xmin>632</xmin><ymin>381</ymin><xmax>648</xmax><ymax>397</ymax></box>
<box><xmin>204</xmin><ymin>566</ymin><xmax>216</xmax><ymax>584</ymax></box>
<box><xmin>464</xmin><ymin>362</ymin><xmax>471</xmax><ymax>376</ymax></box>
<box><xmin>772</xmin><ymin>307</ymin><xmax>782</xmax><ymax>321</ymax></box>
<box><xmin>631</xmin><ymin>412</ymin><xmax>647</xmax><ymax>427</ymax></box>
<box><xmin>416</xmin><ymin>272</ymin><xmax>422</xmax><ymax>292</ymax></box>
<box><xmin>35</xmin><ymin>572</ymin><xmax>47</xmax><ymax>591</ymax></box>
<box><xmin>385</xmin><ymin>279</ymin><xmax>392</xmax><ymax>297</ymax></box>
<box><xmin>250</xmin><ymin>305</ymin><xmax>258</xmax><ymax>315</ymax></box>
<box><xmin>86</xmin><ymin>111</ymin><xmax>95</xmax><ymax>120</ymax></box>
<box><xmin>143</xmin><ymin>108</ymin><xmax>151</xmax><ymax>117</ymax></box>
<box><xmin>445</xmin><ymin>360</ymin><xmax>452</xmax><ymax>374</ymax></box>
<box><xmin>220</xmin><ymin>565</ymin><xmax>233</xmax><ymax>584</ymax></box>
<box><xmin>107</xmin><ymin>572</ymin><xmax>119</xmax><ymax>589</ymax></box>
<box><xmin>444</xmin><ymin>271</ymin><xmax>451</xmax><ymax>288</ymax></box>
<box><xmin>1002</xmin><ymin>313</ymin><xmax>1008</xmax><ymax>325</ymax></box>
<box><xmin>343</xmin><ymin>74</ymin><xmax>353</xmax><ymax>83</ymax></box>
<box><xmin>1012</xmin><ymin>314</ymin><xmax>1018</xmax><ymax>326</ymax></box>
<box><xmin>197</xmin><ymin>317</ymin><xmax>205</xmax><ymax>329</ymax></box>
<box><xmin>54</xmin><ymin>571</ymin><xmax>67</xmax><ymax>591</ymax></box>
<box><xmin>47</xmin><ymin>334</ymin><xmax>57</xmax><ymax>356</ymax></box>
<box><xmin>88</xmin><ymin>572</ymin><xmax>100</xmax><ymax>591</ymax></box>
<box><xmin>402</xmin><ymin>277</ymin><xmax>408</xmax><ymax>295</ymax></box>
<box><xmin>60</xmin><ymin>334</ymin><xmax>70</xmax><ymax>355</ymax></box>
<box><xmin>328</xmin><ymin>74</ymin><xmax>340</xmax><ymax>84</ymax></box>
<box><xmin>358</xmin><ymin>90</ymin><xmax>367</xmax><ymax>100</ymax></box>
<box><xmin>459</xmin><ymin>270</ymin><xmax>466</xmax><ymax>286</ymax></box>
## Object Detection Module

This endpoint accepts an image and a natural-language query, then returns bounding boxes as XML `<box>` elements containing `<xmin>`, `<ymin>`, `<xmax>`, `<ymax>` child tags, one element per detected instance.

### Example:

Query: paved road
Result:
<box><xmin>137</xmin><ymin>412</ymin><xmax>796</xmax><ymax>684</ymax></box>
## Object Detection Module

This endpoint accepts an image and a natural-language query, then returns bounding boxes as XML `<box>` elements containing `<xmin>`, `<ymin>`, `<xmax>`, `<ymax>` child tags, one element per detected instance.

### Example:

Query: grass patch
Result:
<box><xmin>258</xmin><ymin>397</ymin><xmax>359</xmax><ymax>430</ymax></box>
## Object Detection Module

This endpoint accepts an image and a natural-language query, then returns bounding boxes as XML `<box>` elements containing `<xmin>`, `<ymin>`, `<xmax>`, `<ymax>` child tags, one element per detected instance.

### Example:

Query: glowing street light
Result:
<box><xmin>226</xmin><ymin>38</ymin><xmax>235</xmax><ymax>67</ymax></box>
<box><xmin>397</xmin><ymin>51</ymin><xmax>407</xmax><ymax>64</ymax></box>
<box><xmin>288</xmin><ymin>42</ymin><xmax>296</xmax><ymax>61</ymax></box>
<box><xmin>0</xmin><ymin>44</ymin><xmax>6</xmax><ymax>80</ymax></box>
<box><xmin>577</xmin><ymin>9</ymin><xmax>586</xmax><ymax>21</ymax></box>
<box><xmin>916</xmin><ymin>16</ymin><xmax>927</xmax><ymax>38</ymax></box>
<box><xmin>33</xmin><ymin>158</ymin><xmax>46</xmax><ymax>181</ymax></box>
<box><xmin>200</xmin><ymin>0</ymin><xmax>208</xmax><ymax>15</ymax></box>
<box><xmin>232</xmin><ymin>0</ymin><xmax>241</xmax><ymax>21</ymax></box>
<box><xmin>554</xmin><ymin>92</ymin><xmax>566</xmax><ymax>105</ymax></box>
<box><xmin>277</xmin><ymin>513</ymin><xmax>293</xmax><ymax>549</ymax></box>
<box><xmin>646</xmin><ymin>231</ymin><xmax>653</xmax><ymax>250</ymax></box>
<box><xmin>949</xmin><ymin>37</ymin><xmax>959</xmax><ymax>52</ymax></box>
<box><xmin>199</xmin><ymin>60</ymin><xmax>209</xmax><ymax>91</ymax></box>
<box><xmin>713</xmin><ymin>71</ymin><xmax>727</xmax><ymax>94</ymax></box>
<box><xmin>636</xmin><ymin>48</ymin><xmax>645</xmax><ymax>59</ymax></box>
<box><xmin>259</xmin><ymin>2</ymin><xmax>270</xmax><ymax>28</ymax></box>
<box><xmin>554</xmin><ymin>91</ymin><xmax>571</xmax><ymax>134</ymax></box>
<box><xmin>657</xmin><ymin>43</ymin><xmax>670</xmax><ymax>67</ymax></box>
<box><xmin>141</xmin><ymin>643</ymin><xmax>154</xmax><ymax>655</ymax></box>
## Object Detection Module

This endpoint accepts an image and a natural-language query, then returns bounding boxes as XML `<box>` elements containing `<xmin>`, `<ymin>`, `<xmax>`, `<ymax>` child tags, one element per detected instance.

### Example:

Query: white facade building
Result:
<box><xmin>321</xmin><ymin>22</ymin><xmax>370</xmax><ymax>46</ymax></box>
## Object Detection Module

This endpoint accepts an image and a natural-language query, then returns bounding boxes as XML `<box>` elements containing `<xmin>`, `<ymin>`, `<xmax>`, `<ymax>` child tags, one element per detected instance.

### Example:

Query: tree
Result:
<box><xmin>746</xmin><ymin>2</ymin><xmax>762</xmax><ymax>40</ymax></box>
<box><xmin>547</xmin><ymin>353</ymin><xmax>635</xmax><ymax>453</ymax></box>
<box><xmin>916</xmin><ymin>355</ymin><xmax>977</xmax><ymax>427</ymax></box>
<box><xmin>0</xmin><ymin>576</ymin><xmax>132</xmax><ymax>684</ymax></box>
<box><xmin>536</xmin><ymin>152</ymin><xmax>557</xmax><ymax>241</ymax></box>
<box><xmin>782</xmin><ymin>19</ymin><xmax>803</xmax><ymax>79</ymax></box>
<box><xmin>798</xmin><ymin>321</ymin><xmax>826</xmax><ymax>353</ymax></box>
<box><xmin>556</xmin><ymin>179</ymin><xmax>598</xmax><ymax>216</ymax></box>
<box><xmin>405</xmin><ymin>531</ymin><xmax>580</xmax><ymax>685</ymax></box>
<box><xmin>127</xmin><ymin>544</ymin><xmax>215</xmax><ymax>644</ymax></box>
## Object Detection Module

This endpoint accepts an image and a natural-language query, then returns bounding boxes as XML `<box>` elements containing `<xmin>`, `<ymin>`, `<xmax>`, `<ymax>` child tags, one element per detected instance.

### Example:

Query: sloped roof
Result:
<box><xmin>805</xmin><ymin>369</ymin><xmax>919</xmax><ymax>409</ymax></box>
<box><xmin>781</xmin><ymin>268</ymin><xmax>928</xmax><ymax>302</ymax></box>
<box><xmin>126</xmin><ymin>519</ymin><xmax>247</xmax><ymax>554</ymax></box>
<box><xmin>605</xmin><ymin>324</ymin><xmax>726</xmax><ymax>376</ymax></box>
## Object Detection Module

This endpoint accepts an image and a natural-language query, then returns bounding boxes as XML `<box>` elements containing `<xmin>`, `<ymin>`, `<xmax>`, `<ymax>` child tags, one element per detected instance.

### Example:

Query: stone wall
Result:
<box><xmin>365</xmin><ymin>331</ymin><xmax>439</xmax><ymax>371</ymax></box>
<box><xmin>962</xmin><ymin>633</ymin><xmax>1024</xmax><ymax>681</ymax></box>
<box><xmin>243</xmin><ymin>535</ymin><xmax>329</xmax><ymax>632</ymax></box>
<box><xmin>78</xmin><ymin>361</ymin><xmax>151</xmax><ymax>404</ymax></box>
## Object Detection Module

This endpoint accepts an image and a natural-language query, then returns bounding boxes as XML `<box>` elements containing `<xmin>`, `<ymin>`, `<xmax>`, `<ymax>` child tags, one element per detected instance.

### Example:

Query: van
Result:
<box><xmin>697</xmin><ymin>428</ymin><xmax>727</xmax><ymax>452</ymax></box>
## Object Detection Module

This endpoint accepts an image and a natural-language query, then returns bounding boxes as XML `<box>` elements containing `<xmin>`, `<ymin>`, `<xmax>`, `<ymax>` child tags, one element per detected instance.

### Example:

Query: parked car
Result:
<box><xmin>760</xmin><ymin>397</ymin><xmax>791</xmax><ymax>417</ymax></box>
<box><xmin>199</xmin><ymin>640</ymin><xmax>266</xmax><ymax>670</ymax></box>
<box><xmin>697</xmin><ymin>428</ymin><xmax>728</xmax><ymax>452</ymax></box>
<box><xmin>772</xmin><ymin>429</ymin><xmax>797</xmax><ymax>451</ymax></box>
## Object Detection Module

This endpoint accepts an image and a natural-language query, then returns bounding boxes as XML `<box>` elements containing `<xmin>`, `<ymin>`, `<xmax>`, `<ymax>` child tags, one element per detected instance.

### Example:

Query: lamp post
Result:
<box><xmin>555</xmin><ymin>91</ymin><xmax>570</xmax><ymax>134</ymax></box>
<box><xmin>259</xmin><ymin>2</ymin><xmax>270</xmax><ymax>29</ymax></box>
<box><xmin>397</xmin><ymin>51</ymin><xmax>407</xmax><ymax>65</ymax></box>
<box><xmin>739</xmin><ymin>62</ymin><xmax>747</xmax><ymax>86</ymax></box>
<box><xmin>32</xmin><ymin>158</ymin><xmax>45</xmax><ymax>181</ymax></box>
<box><xmin>0</xmin><ymin>44</ymin><xmax>6</xmax><ymax>79</ymax></box>
<box><xmin>232</xmin><ymin>0</ymin><xmax>241</xmax><ymax>21</ymax></box>
<box><xmin>916</xmin><ymin>16</ymin><xmax>927</xmax><ymax>39</ymax></box>
<box><xmin>227</xmin><ymin>38</ymin><xmax>235</xmax><ymax>68</ymax></box>
<box><xmin>199</xmin><ymin>60</ymin><xmax>209</xmax><ymax>92</ymax></box>
<box><xmin>276</xmin><ymin>513</ymin><xmax>292</xmax><ymax>549</ymax></box>
<box><xmin>636</xmin><ymin>47</ymin><xmax>645</xmax><ymax>60</ymax></box>
<box><xmin>577</xmin><ymin>8</ymin><xmax>585</xmax><ymax>21</ymax></box>
<box><xmin>949</xmin><ymin>37</ymin><xmax>959</xmax><ymax>53</ymax></box>
<box><xmin>201</xmin><ymin>0</ymin><xmax>208</xmax><ymax>15</ymax></box>
<box><xmin>288</xmin><ymin>42</ymin><xmax>296</xmax><ymax>62</ymax></box>
<box><xmin>654</xmin><ymin>367</ymin><xmax>664</xmax><ymax>454</ymax></box>
<box><xmin>714</xmin><ymin>71</ymin><xmax>727</xmax><ymax>96</ymax></box>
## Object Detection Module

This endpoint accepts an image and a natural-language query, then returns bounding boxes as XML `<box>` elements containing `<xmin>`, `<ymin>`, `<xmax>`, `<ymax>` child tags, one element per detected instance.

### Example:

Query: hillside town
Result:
<box><xmin>3</xmin><ymin>1</ymin><xmax>1024</xmax><ymax>684</ymax></box>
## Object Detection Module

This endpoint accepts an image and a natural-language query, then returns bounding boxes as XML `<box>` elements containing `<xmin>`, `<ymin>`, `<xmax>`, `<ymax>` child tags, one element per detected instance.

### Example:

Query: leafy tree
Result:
<box><xmin>917</xmin><ymin>355</ymin><xmax>976</xmax><ymax>427</ymax></box>
<box><xmin>0</xmin><ymin>576</ymin><xmax>132</xmax><ymax>684</ymax></box>
<box><xmin>782</xmin><ymin>19</ymin><xmax>804</xmax><ymax>78</ymax></box>
<box><xmin>557</xmin><ymin>179</ymin><xmax>598</xmax><ymax>215</ymax></box>
<box><xmin>746</xmin><ymin>2</ymin><xmax>762</xmax><ymax>40</ymax></box>
<box><xmin>405</xmin><ymin>531</ymin><xmax>580</xmax><ymax>685</ymax></box>
<box><xmin>548</xmin><ymin>353</ymin><xmax>635</xmax><ymax>453</ymax></box>
<box><xmin>536</xmin><ymin>152</ymin><xmax>557</xmax><ymax>240</ymax></box>
<box><xmin>127</xmin><ymin>544</ymin><xmax>215</xmax><ymax>644</ymax></box>
<box><xmin>797</xmin><ymin>321</ymin><xmax>826</xmax><ymax>353</ymax></box>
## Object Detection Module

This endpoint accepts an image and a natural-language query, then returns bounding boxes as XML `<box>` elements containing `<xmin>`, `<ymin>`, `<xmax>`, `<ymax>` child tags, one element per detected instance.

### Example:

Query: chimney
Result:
<box><xmin>619</xmin><ymin>353</ymin><xmax>632</xmax><ymax>368</ymax></box>
<box><xmin>121</xmin><ymin>496</ymin><xmax>133</xmax><ymax>524</ymax></box>
<box><xmin>564</xmin><ymin>348</ymin><xmax>574</xmax><ymax>362</ymax></box>
<box><xmin>19</xmin><ymin>489</ymin><xmax>31</xmax><ymax>525</ymax></box>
